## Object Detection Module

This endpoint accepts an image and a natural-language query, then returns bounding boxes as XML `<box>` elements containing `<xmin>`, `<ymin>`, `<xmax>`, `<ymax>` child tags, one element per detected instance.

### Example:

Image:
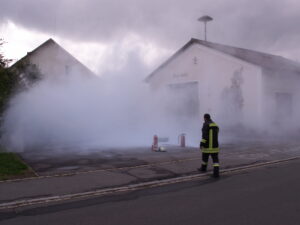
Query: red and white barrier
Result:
<box><xmin>152</xmin><ymin>134</ymin><xmax>186</xmax><ymax>152</ymax></box>
<box><xmin>180</xmin><ymin>133</ymin><xmax>186</xmax><ymax>147</ymax></box>
<box><xmin>151</xmin><ymin>135</ymin><xmax>159</xmax><ymax>151</ymax></box>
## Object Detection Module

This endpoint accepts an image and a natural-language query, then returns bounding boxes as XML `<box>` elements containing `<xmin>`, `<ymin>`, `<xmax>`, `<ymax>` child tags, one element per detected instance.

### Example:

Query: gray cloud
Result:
<box><xmin>1</xmin><ymin>0</ymin><xmax>300</xmax><ymax>60</ymax></box>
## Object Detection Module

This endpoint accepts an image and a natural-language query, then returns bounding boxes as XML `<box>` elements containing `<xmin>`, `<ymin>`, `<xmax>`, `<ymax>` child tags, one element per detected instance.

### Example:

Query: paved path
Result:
<box><xmin>1</xmin><ymin>158</ymin><xmax>299</xmax><ymax>225</ymax></box>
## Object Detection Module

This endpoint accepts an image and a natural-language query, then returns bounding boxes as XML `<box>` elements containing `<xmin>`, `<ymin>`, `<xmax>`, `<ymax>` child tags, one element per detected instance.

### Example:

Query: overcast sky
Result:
<box><xmin>1</xmin><ymin>0</ymin><xmax>300</xmax><ymax>76</ymax></box>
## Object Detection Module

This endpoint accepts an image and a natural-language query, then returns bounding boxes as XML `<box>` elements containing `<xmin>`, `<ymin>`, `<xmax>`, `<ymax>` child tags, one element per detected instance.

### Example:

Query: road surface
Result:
<box><xmin>0</xmin><ymin>159</ymin><xmax>299</xmax><ymax>225</ymax></box>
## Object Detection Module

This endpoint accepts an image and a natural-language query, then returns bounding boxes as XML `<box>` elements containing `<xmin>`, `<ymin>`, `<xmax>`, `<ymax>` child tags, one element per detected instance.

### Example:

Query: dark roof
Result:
<box><xmin>146</xmin><ymin>38</ymin><xmax>300</xmax><ymax>81</ymax></box>
<box><xmin>11</xmin><ymin>38</ymin><xmax>95</xmax><ymax>75</ymax></box>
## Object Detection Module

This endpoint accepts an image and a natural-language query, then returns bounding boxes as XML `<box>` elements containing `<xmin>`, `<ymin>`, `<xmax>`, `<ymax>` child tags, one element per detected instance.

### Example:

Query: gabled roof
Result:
<box><xmin>146</xmin><ymin>38</ymin><xmax>300</xmax><ymax>81</ymax></box>
<box><xmin>11</xmin><ymin>38</ymin><xmax>95</xmax><ymax>76</ymax></box>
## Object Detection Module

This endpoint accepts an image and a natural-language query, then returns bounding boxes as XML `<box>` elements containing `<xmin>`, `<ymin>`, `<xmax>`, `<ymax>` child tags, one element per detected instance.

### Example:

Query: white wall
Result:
<box><xmin>148</xmin><ymin>43</ymin><xmax>263</xmax><ymax>130</ymax></box>
<box><xmin>26</xmin><ymin>42</ymin><xmax>94</xmax><ymax>80</ymax></box>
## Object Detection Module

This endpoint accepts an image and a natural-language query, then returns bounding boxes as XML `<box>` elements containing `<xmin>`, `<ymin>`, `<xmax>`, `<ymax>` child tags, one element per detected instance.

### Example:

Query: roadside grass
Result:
<box><xmin>0</xmin><ymin>150</ymin><xmax>30</xmax><ymax>180</ymax></box>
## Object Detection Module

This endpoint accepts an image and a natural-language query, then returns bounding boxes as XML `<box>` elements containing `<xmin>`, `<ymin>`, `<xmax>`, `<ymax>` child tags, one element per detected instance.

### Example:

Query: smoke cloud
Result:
<box><xmin>2</xmin><ymin>52</ymin><xmax>300</xmax><ymax>152</ymax></box>
<box><xmin>1</xmin><ymin>0</ymin><xmax>300</xmax><ymax>152</ymax></box>
<box><xmin>0</xmin><ymin>68</ymin><xmax>200</xmax><ymax>152</ymax></box>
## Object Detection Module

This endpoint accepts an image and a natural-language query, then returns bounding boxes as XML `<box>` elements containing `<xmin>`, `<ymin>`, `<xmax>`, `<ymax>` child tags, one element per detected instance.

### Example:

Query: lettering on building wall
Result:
<box><xmin>173</xmin><ymin>73</ymin><xmax>189</xmax><ymax>79</ymax></box>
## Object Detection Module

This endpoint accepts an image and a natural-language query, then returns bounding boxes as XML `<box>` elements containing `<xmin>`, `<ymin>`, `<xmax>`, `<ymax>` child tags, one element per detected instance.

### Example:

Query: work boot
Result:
<box><xmin>213</xmin><ymin>166</ymin><xmax>220</xmax><ymax>178</ymax></box>
<box><xmin>197</xmin><ymin>165</ymin><xmax>207</xmax><ymax>173</ymax></box>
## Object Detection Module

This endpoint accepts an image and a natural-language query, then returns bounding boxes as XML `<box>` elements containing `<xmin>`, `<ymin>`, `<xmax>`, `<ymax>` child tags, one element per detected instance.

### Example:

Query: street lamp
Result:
<box><xmin>198</xmin><ymin>15</ymin><xmax>213</xmax><ymax>41</ymax></box>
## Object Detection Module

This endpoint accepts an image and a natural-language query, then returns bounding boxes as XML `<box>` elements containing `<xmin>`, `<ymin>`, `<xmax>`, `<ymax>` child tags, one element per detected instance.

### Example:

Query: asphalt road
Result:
<box><xmin>0</xmin><ymin>159</ymin><xmax>300</xmax><ymax>225</ymax></box>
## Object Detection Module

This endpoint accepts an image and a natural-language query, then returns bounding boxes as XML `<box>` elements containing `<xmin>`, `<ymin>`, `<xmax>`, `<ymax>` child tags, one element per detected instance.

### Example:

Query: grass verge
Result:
<box><xmin>0</xmin><ymin>151</ymin><xmax>31</xmax><ymax>180</ymax></box>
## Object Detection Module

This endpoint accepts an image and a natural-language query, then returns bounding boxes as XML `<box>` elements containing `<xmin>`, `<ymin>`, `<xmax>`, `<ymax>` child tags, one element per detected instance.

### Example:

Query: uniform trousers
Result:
<box><xmin>202</xmin><ymin>153</ymin><xmax>219</xmax><ymax>166</ymax></box>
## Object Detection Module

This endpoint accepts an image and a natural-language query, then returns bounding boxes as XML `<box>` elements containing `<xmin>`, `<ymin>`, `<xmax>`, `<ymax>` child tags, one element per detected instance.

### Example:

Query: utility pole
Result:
<box><xmin>198</xmin><ymin>15</ymin><xmax>213</xmax><ymax>41</ymax></box>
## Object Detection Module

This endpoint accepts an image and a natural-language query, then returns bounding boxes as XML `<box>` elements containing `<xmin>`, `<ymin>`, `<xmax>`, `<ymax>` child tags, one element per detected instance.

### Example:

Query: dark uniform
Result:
<box><xmin>200</xmin><ymin>119</ymin><xmax>220</xmax><ymax>177</ymax></box>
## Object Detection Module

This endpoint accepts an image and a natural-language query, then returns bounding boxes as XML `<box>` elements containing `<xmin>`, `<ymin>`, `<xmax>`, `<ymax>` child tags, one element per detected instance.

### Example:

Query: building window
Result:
<box><xmin>193</xmin><ymin>57</ymin><xmax>198</xmax><ymax>65</ymax></box>
<box><xmin>65</xmin><ymin>65</ymin><xmax>70</xmax><ymax>75</ymax></box>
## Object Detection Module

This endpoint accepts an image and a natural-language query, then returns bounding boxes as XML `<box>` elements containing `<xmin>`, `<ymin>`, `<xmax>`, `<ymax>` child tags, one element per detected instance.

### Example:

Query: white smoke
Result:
<box><xmin>0</xmin><ymin>70</ymin><xmax>199</xmax><ymax>152</ymax></box>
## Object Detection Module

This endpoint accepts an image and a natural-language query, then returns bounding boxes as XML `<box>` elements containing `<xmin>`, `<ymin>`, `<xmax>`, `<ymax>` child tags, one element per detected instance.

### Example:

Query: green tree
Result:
<box><xmin>0</xmin><ymin>39</ymin><xmax>42</xmax><ymax>116</ymax></box>
<box><xmin>0</xmin><ymin>39</ymin><xmax>18</xmax><ymax>115</ymax></box>
<box><xmin>0</xmin><ymin>39</ymin><xmax>12</xmax><ymax>67</ymax></box>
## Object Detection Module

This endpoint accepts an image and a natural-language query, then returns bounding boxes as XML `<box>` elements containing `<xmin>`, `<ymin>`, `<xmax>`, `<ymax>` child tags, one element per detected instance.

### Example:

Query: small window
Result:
<box><xmin>65</xmin><ymin>65</ymin><xmax>70</xmax><ymax>75</ymax></box>
<box><xmin>193</xmin><ymin>57</ymin><xmax>198</xmax><ymax>65</ymax></box>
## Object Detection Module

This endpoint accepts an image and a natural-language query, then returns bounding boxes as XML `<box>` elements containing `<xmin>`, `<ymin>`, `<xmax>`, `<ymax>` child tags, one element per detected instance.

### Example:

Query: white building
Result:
<box><xmin>146</xmin><ymin>38</ymin><xmax>300</xmax><ymax>133</ymax></box>
<box><xmin>13</xmin><ymin>38</ymin><xmax>95</xmax><ymax>83</ymax></box>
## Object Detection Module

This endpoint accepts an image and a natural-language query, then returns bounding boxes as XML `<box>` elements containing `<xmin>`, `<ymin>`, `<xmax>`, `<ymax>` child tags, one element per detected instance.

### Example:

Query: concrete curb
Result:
<box><xmin>0</xmin><ymin>156</ymin><xmax>299</xmax><ymax>210</ymax></box>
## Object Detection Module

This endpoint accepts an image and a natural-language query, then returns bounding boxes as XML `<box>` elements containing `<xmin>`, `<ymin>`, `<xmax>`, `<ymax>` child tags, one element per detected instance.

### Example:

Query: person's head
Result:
<box><xmin>204</xmin><ymin>113</ymin><xmax>211</xmax><ymax>122</ymax></box>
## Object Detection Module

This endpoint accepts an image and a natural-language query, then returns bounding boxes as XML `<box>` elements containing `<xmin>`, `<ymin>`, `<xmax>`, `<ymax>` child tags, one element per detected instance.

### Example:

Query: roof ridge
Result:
<box><xmin>146</xmin><ymin>38</ymin><xmax>300</xmax><ymax>81</ymax></box>
<box><xmin>191</xmin><ymin>38</ymin><xmax>282</xmax><ymax>60</ymax></box>
<box><xmin>191</xmin><ymin>38</ymin><xmax>300</xmax><ymax>73</ymax></box>
<box><xmin>11</xmin><ymin>38</ymin><xmax>95</xmax><ymax>75</ymax></box>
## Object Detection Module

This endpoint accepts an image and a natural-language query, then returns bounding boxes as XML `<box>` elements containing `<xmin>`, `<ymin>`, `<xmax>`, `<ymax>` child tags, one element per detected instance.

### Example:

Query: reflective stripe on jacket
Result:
<box><xmin>200</xmin><ymin>121</ymin><xmax>219</xmax><ymax>153</ymax></box>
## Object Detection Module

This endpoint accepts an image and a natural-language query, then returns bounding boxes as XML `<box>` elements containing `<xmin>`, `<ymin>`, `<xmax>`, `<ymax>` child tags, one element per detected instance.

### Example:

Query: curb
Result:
<box><xmin>16</xmin><ymin>154</ymin><xmax>39</xmax><ymax>177</ymax></box>
<box><xmin>0</xmin><ymin>156</ymin><xmax>299</xmax><ymax>210</ymax></box>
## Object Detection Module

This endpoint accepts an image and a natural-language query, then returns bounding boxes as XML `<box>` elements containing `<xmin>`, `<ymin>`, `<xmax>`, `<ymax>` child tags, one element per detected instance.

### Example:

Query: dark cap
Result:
<box><xmin>204</xmin><ymin>113</ymin><xmax>211</xmax><ymax>120</ymax></box>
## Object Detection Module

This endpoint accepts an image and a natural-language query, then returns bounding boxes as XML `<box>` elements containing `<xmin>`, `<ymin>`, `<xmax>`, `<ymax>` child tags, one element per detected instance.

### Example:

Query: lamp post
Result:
<box><xmin>198</xmin><ymin>15</ymin><xmax>213</xmax><ymax>41</ymax></box>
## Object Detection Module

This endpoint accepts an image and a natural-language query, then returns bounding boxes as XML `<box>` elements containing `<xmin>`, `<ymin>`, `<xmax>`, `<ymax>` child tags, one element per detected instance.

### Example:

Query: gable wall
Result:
<box><xmin>26</xmin><ymin>43</ymin><xmax>93</xmax><ymax>79</ymax></box>
<box><xmin>148</xmin><ymin>43</ymin><xmax>263</xmax><ymax>130</ymax></box>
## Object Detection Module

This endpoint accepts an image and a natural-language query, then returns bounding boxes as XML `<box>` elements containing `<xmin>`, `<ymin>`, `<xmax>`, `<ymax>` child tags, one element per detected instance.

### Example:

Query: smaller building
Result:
<box><xmin>12</xmin><ymin>38</ymin><xmax>95</xmax><ymax>85</ymax></box>
<box><xmin>146</xmin><ymin>38</ymin><xmax>300</xmax><ymax>134</ymax></box>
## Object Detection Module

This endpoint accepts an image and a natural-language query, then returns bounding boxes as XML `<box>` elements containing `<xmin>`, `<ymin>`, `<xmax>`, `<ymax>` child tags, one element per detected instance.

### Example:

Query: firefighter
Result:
<box><xmin>198</xmin><ymin>113</ymin><xmax>220</xmax><ymax>178</ymax></box>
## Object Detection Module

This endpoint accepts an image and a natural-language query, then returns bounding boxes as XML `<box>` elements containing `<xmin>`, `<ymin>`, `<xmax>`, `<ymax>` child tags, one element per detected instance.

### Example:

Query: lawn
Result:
<box><xmin>0</xmin><ymin>151</ymin><xmax>30</xmax><ymax>180</ymax></box>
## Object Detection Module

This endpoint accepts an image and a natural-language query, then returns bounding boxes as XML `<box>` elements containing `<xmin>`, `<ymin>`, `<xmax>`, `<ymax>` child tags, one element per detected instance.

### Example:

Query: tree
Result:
<box><xmin>0</xmin><ymin>38</ymin><xmax>42</xmax><ymax>115</ymax></box>
<box><xmin>0</xmin><ymin>39</ymin><xmax>12</xmax><ymax>68</ymax></box>
<box><xmin>0</xmin><ymin>39</ymin><xmax>18</xmax><ymax>115</ymax></box>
